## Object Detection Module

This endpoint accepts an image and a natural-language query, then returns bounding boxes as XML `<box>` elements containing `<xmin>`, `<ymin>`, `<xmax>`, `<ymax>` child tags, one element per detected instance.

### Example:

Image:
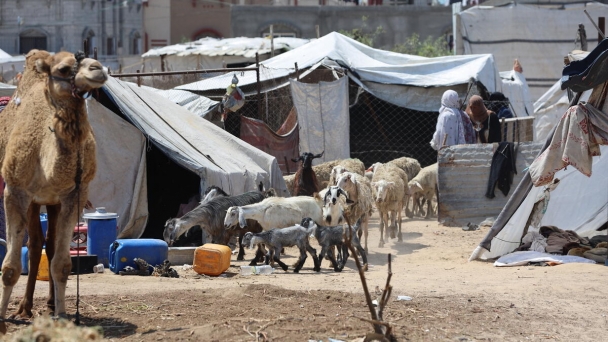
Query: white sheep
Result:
<box><xmin>407</xmin><ymin>163</ymin><xmax>438</xmax><ymax>219</ymax></box>
<box><xmin>327</xmin><ymin>159</ymin><xmax>366</xmax><ymax>186</ymax></box>
<box><xmin>367</xmin><ymin>157</ymin><xmax>420</xmax><ymax>216</ymax></box>
<box><xmin>371</xmin><ymin>163</ymin><xmax>408</xmax><ymax>247</ymax></box>
<box><xmin>223</xmin><ymin>195</ymin><xmax>324</xmax><ymax>231</ymax></box>
<box><xmin>334</xmin><ymin>172</ymin><xmax>374</xmax><ymax>252</ymax></box>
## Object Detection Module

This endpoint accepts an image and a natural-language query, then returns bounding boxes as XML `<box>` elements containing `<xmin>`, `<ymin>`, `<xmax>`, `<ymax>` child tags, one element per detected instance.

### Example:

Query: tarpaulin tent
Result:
<box><xmin>102</xmin><ymin>76</ymin><xmax>288</xmax><ymax>197</ymax></box>
<box><xmin>86</xmin><ymin>100</ymin><xmax>149</xmax><ymax>238</ymax></box>
<box><xmin>176</xmin><ymin>32</ymin><xmax>502</xmax><ymax>113</ymax></box>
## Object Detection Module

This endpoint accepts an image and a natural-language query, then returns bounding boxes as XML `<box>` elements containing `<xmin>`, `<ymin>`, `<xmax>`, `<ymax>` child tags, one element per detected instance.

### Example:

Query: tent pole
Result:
<box><xmin>256</xmin><ymin>53</ymin><xmax>261</xmax><ymax>119</ymax></box>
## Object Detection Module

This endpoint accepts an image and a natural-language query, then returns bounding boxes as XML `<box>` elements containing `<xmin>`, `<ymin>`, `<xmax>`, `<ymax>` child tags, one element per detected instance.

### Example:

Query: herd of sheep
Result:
<box><xmin>163</xmin><ymin>155</ymin><xmax>438</xmax><ymax>274</ymax></box>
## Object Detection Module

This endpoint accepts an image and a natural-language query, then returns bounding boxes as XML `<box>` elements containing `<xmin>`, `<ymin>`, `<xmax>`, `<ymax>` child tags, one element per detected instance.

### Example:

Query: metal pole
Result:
<box><xmin>315</xmin><ymin>25</ymin><xmax>320</xmax><ymax>39</ymax></box>
<box><xmin>295</xmin><ymin>62</ymin><xmax>299</xmax><ymax>81</ymax></box>
<box><xmin>599</xmin><ymin>17</ymin><xmax>606</xmax><ymax>43</ymax></box>
<box><xmin>584</xmin><ymin>10</ymin><xmax>605</xmax><ymax>39</ymax></box>
<box><xmin>109</xmin><ymin>66</ymin><xmax>258</xmax><ymax>78</ymax></box>
<box><xmin>136</xmin><ymin>69</ymin><xmax>141</xmax><ymax>87</ymax></box>
<box><xmin>256</xmin><ymin>53</ymin><xmax>262</xmax><ymax>119</ymax></box>
<box><xmin>270</xmin><ymin>25</ymin><xmax>274</xmax><ymax>58</ymax></box>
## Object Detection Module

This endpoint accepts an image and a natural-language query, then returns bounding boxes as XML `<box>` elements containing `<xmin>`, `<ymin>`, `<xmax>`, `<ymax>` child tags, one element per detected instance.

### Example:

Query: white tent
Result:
<box><xmin>102</xmin><ymin>76</ymin><xmax>288</xmax><ymax>197</ymax></box>
<box><xmin>177</xmin><ymin>32</ymin><xmax>503</xmax><ymax>113</ymax></box>
<box><xmin>141</xmin><ymin>36</ymin><xmax>310</xmax><ymax>71</ymax></box>
<box><xmin>86</xmin><ymin>100</ymin><xmax>149</xmax><ymax>238</ymax></box>
<box><xmin>471</xmin><ymin>145</ymin><xmax>608</xmax><ymax>260</ymax></box>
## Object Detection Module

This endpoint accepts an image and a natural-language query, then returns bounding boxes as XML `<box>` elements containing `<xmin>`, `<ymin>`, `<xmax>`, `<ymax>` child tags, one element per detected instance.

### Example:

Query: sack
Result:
<box><xmin>222</xmin><ymin>85</ymin><xmax>245</xmax><ymax>113</ymax></box>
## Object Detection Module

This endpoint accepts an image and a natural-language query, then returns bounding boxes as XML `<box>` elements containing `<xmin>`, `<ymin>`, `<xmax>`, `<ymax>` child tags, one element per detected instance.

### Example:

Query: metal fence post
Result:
<box><xmin>256</xmin><ymin>53</ymin><xmax>261</xmax><ymax>119</ymax></box>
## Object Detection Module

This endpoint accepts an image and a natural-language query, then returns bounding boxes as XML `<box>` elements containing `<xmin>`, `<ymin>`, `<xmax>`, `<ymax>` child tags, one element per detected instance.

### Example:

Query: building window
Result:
<box><xmin>130</xmin><ymin>31</ymin><xmax>142</xmax><ymax>55</ymax></box>
<box><xmin>19</xmin><ymin>29</ymin><xmax>47</xmax><ymax>54</ymax></box>
<box><xmin>106</xmin><ymin>37</ymin><xmax>116</xmax><ymax>56</ymax></box>
<box><xmin>83</xmin><ymin>28</ymin><xmax>96</xmax><ymax>57</ymax></box>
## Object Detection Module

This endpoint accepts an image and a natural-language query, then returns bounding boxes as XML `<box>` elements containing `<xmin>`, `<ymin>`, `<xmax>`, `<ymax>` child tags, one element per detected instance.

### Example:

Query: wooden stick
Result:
<box><xmin>343</xmin><ymin>218</ymin><xmax>383</xmax><ymax>335</ymax></box>
<box><xmin>442</xmin><ymin>133</ymin><xmax>449</xmax><ymax>148</ymax></box>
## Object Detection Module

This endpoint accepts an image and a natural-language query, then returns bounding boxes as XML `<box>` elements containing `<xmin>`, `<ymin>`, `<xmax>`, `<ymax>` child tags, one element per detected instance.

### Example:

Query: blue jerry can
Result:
<box><xmin>109</xmin><ymin>239</ymin><xmax>168</xmax><ymax>274</ymax></box>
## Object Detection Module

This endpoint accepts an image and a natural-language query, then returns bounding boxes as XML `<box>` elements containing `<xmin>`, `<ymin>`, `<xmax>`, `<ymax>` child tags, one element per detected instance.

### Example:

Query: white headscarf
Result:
<box><xmin>430</xmin><ymin>90</ymin><xmax>467</xmax><ymax>150</ymax></box>
<box><xmin>439</xmin><ymin>89</ymin><xmax>461</xmax><ymax>113</ymax></box>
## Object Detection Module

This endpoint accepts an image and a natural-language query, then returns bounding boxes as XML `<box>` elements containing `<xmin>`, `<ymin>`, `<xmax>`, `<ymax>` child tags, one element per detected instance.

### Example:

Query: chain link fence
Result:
<box><xmin>112</xmin><ymin>66</ymin><xmax>535</xmax><ymax>172</ymax></box>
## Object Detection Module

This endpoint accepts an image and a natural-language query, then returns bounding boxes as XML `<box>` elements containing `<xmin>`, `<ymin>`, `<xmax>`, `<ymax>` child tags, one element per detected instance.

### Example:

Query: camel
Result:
<box><xmin>0</xmin><ymin>50</ymin><xmax>108</xmax><ymax>333</ymax></box>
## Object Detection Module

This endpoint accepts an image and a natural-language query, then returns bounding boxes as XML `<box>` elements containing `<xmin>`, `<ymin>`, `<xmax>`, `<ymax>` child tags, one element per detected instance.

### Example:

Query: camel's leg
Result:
<box><xmin>13</xmin><ymin>203</ymin><xmax>42</xmax><ymax>319</ymax></box>
<box><xmin>52</xmin><ymin>194</ymin><xmax>83</xmax><ymax>318</ymax></box>
<box><xmin>44</xmin><ymin>204</ymin><xmax>60</xmax><ymax>314</ymax></box>
<box><xmin>0</xmin><ymin>187</ymin><xmax>31</xmax><ymax>334</ymax></box>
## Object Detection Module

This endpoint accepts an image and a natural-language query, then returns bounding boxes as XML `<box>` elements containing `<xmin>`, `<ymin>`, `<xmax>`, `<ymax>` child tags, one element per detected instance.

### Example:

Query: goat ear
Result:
<box><xmin>291</xmin><ymin>158</ymin><xmax>299</xmax><ymax>163</ymax></box>
<box><xmin>346</xmin><ymin>198</ymin><xmax>355</xmax><ymax>204</ymax></box>
<box><xmin>413</xmin><ymin>181</ymin><xmax>423</xmax><ymax>191</ymax></box>
<box><xmin>237</xmin><ymin>207</ymin><xmax>247</xmax><ymax>228</ymax></box>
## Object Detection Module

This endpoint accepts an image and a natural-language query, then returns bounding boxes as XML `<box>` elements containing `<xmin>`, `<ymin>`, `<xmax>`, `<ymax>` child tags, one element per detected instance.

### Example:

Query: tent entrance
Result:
<box><xmin>141</xmin><ymin>144</ymin><xmax>201</xmax><ymax>243</ymax></box>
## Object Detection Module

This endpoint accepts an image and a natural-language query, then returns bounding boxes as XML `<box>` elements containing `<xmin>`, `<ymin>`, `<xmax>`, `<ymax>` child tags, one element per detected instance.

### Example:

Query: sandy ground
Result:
<box><xmin>3</xmin><ymin>213</ymin><xmax>608</xmax><ymax>341</ymax></box>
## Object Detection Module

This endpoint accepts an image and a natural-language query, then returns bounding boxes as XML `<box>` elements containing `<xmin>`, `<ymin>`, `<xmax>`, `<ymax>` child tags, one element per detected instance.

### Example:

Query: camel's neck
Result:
<box><xmin>48</xmin><ymin>94</ymin><xmax>91</xmax><ymax>144</ymax></box>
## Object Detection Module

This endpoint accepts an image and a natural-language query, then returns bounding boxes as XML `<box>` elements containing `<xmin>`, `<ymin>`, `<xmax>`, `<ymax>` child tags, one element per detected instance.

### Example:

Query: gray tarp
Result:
<box><xmin>177</xmin><ymin>32</ymin><xmax>501</xmax><ymax>112</ymax></box>
<box><xmin>102</xmin><ymin>77</ymin><xmax>288</xmax><ymax>197</ymax></box>
<box><xmin>290</xmin><ymin>77</ymin><xmax>350</xmax><ymax>164</ymax></box>
<box><xmin>86</xmin><ymin>100</ymin><xmax>149</xmax><ymax>238</ymax></box>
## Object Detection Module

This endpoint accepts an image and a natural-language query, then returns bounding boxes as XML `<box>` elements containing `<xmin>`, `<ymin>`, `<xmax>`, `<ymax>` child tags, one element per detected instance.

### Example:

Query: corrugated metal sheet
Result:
<box><xmin>142</xmin><ymin>37</ymin><xmax>310</xmax><ymax>58</ymax></box>
<box><xmin>437</xmin><ymin>142</ymin><xmax>543</xmax><ymax>227</ymax></box>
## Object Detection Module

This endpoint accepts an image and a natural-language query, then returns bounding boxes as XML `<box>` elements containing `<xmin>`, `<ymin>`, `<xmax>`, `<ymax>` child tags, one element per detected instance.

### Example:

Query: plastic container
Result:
<box><xmin>239</xmin><ymin>265</ymin><xmax>274</xmax><ymax>276</ymax></box>
<box><xmin>37</xmin><ymin>250</ymin><xmax>49</xmax><ymax>281</ymax></box>
<box><xmin>168</xmin><ymin>247</ymin><xmax>196</xmax><ymax>265</ymax></box>
<box><xmin>109</xmin><ymin>239</ymin><xmax>168</xmax><ymax>274</ymax></box>
<box><xmin>0</xmin><ymin>239</ymin><xmax>6</xmax><ymax>267</ymax></box>
<box><xmin>192</xmin><ymin>243</ymin><xmax>231</xmax><ymax>276</ymax></box>
<box><xmin>84</xmin><ymin>208</ymin><xmax>118</xmax><ymax>267</ymax></box>
<box><xmin>20</xmin><ymin>246</ymin><xmax>28</xmax><ymax>274</ymax></box>
<box><xmin>40</xmin><ymin>213</ymin><xmax>48</xmax><ymax>242</ymax></box>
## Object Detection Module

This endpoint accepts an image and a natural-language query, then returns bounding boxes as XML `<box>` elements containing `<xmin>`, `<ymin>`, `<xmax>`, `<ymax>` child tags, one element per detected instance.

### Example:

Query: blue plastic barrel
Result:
<box><xmin>109</xmin><ymin>239</ymin><xmax>168</xmax><ymax>274</ymax></box>
<box><xmin>0</xmin><ymin>239</ymin><xmax>6</xmax><ymax>267</ymax></box>
<box><xmin>20</xmin><ymin>246</ymin><xmax>28</xmax><ymax>274</ymax></box>
<box><xmin>84</xmin><ymin>207</ymin><xmax>118</xmax><ymax>267</ymax></box>
<box><xmin>40</xmin><ymin>213</ymin><xmax>48</xmax><ymax>247</ymax></box>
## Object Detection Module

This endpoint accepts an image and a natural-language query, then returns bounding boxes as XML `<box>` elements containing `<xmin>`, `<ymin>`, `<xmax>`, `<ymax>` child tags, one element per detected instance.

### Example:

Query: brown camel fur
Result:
<box><xmin>0</xmin><ymin>50</ymin><xmax>107</xmax><ymax>333</ymax></box>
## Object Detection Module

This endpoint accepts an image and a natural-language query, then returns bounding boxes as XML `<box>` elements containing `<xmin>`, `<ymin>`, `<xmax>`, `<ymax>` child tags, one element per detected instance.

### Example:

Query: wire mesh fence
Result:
<box><xmin>111</xmin><ymin>66</ymin><xmax>535</xmax><ymax>172</ymax></box>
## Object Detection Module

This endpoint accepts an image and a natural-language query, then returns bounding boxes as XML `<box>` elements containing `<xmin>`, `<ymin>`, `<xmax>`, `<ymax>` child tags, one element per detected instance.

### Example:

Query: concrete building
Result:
<box><xmin>0</xmin><ymin>0</ymin><xmax>144</xmax><ymax>58</ymax></box>
<box><xmin>144</xmin><ymin>0</ymin><xmax>451</xmax><ymax>52</ymax></box>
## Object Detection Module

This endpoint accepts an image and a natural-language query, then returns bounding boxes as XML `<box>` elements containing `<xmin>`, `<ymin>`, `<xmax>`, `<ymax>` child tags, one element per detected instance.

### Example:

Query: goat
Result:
<box><xmin>163</xmin><ymin>191</ymin><xmax>268</xmax><ymax>264</ymax></box>
<box><xmin>201</xmin><ymin>185</ymin><xmax>229</xmax><ymax>204</ymax></box>
<box><xmin>335</xmin><ymin>172</ymin><xmax>374</xmax><ymax>250</ymax></box>
<box><xmin>301</xmin><ymin>217</ymin><xmax>367</xmax><ymax>272</ymax></box>
<box><xmin>241</xmin><ymin>225</ymin><xmax>321</xmax><ymax>273</ymax></box>
<box><xmin>224</xmin><ymin>195</ymin><xmax>324</xmax><ymax>231</ymax></box>
<box><xmin>292</xmin><ymin>151</ymin><xmax>324</xmax><ymax>196</ymax></box>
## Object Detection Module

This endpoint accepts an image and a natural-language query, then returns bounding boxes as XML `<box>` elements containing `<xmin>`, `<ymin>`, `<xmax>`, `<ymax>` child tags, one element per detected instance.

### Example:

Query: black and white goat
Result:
<box><xmin>301</xmin><ymin>217</ymin><xmax>368</xmax><ymax>272</ymax></box>
<box><xmin>241</xmin><ymin>223</ymin><xmax>321</xmax><ymax>273</ymax></box>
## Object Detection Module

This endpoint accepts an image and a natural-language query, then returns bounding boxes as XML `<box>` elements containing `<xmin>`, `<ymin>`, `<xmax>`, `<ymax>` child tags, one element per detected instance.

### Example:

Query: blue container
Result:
<box><xmin>0</xmin><ymin>239</ymin><xmax>6</xmax><ymax>267</ymax></box>
<box><xmin>84</xmin><ymin>208</ymin><xmax>119</xmax><ymax>267</ymax></box>
<box><xmin>40</xmin><ymin>213</ymin><xmax>48</xmax><ymax>247</ymax></box>
<box><xmin>21</xmin><ymin>246</ymin><xmax>29</xmax><ymax>274</ymax></box>
<box><xmin>109</xmin><ymin>239</ymin><xmax>168</xmax><ymax>274</ymax></box>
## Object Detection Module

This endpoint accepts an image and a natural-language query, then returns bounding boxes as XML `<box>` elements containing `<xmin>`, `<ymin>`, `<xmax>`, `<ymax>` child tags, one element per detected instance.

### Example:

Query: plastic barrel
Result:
<box><xmin>0</xmin><ymin>239</ymin><xmax>6</xmax><ymax>267</ymax></box>
<box><xmin>40</xmin><ymin>213</ymin><xmax>48</xmax><ymax>247</ymax></box>
<box><xmin>84</xmin><ymin>207</ymin><xmax>118</xmax><ymax>267</ymax></box>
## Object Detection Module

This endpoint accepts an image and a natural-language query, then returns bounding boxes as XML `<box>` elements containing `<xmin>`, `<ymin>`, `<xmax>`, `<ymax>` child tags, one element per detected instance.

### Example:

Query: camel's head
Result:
<box><xmin>37</xmin><ymin>51</ymin><xmax>108</xmax><ymax>99</ymax></box>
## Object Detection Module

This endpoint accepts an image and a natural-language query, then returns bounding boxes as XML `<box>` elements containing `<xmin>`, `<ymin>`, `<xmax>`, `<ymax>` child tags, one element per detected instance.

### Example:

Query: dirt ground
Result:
<box><xmin>2</xmin><ymin>213</ymin><xmax>608</xmax><ymax>341</ymax></box>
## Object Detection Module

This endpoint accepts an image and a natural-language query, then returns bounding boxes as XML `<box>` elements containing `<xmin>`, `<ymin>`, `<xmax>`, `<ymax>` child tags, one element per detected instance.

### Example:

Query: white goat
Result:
<box><xmin>224</xmin><ymin>195</ymin><xmax>324</xmax><ymax>231</ymax></box>
<box><xmin>334</xmin><ymin>172</ymin><xmax>374</xmax><ymax>252</ymax></box>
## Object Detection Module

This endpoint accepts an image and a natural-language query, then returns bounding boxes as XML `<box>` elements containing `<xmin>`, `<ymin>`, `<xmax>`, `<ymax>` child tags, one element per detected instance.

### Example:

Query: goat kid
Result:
<box><xmin>241</xmin><ymin>224</ymin><xmax>320</xmax><ymax>273</ymax></box>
